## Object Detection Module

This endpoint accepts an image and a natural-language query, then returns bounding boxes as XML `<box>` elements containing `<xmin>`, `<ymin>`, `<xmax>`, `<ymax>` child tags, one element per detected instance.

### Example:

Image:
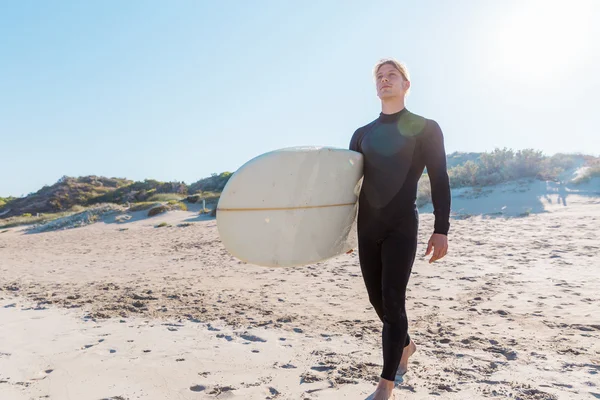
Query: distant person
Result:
<box><xmin>558</xmin><ymin>181</ymin><xmax>567</xmax><ymax>206</ymax></box>
<box><xmin>349</xmin><ymin>58</ymin><xmax>451</xmax><ymax>399</ymax></box>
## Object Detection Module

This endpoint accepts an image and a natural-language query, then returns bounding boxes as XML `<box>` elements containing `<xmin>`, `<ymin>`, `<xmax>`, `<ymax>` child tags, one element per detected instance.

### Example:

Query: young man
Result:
<box><xmin>349</xmin><ymin>59</ymin><xmax>451</xmax><ymax>399</ymax></box>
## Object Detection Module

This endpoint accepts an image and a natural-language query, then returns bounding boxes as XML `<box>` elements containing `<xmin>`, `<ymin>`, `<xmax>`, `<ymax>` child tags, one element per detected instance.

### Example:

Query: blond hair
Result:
<box><xmin>373</xmin><ymin>58</ymin><xmax>411</xmax><ymax>95</ymax></box>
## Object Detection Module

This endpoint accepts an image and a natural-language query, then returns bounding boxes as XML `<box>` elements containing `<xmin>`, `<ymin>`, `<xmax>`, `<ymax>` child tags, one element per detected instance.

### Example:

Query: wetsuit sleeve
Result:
<box><xmin>349</xmin><ymin>128</ymin><xmax>363</xmax><ymax>153</ymax></box>
<box><xmin>422</xmin><ymin>120</ymin><xmax>451</xmax><ymax>235</ymax></box>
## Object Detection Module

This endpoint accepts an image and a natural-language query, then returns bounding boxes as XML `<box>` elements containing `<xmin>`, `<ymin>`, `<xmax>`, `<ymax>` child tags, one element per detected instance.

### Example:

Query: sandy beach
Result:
<box><xmin>1</xmin><ymin>194</ymin><xmax>599</xmax><ymax>399</ymax></box>
<box><xmin>3</xmin><ymin>0</ymin><xmax>600</xmax><ymax>398</ymax></box>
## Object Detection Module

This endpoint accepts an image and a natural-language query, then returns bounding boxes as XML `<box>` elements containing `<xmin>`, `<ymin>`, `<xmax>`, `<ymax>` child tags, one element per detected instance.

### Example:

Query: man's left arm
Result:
<box><xmin>422</xmin><ymin>120</ymin><xmax>451</xmax><ymax>263</ymax></box>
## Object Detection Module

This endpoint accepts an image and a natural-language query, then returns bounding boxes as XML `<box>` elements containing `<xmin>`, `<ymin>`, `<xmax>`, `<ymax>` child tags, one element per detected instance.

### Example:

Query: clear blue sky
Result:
<box><xmin>2</xmin><ymin>0</ymin><xmax>599</xmax><ymax>197</ymax></box>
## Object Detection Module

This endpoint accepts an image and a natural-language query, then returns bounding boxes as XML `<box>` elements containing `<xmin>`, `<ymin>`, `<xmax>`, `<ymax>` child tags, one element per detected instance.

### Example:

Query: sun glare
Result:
<box><xmin>488</xmin><ymin>0</ymin><xmax>597</xmax><ymax>88</ymax></box>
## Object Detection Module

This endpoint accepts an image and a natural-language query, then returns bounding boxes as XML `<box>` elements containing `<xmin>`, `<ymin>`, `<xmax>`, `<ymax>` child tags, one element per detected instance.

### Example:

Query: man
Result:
<box><xmin>349</xmin><ymin>59</ymin><xmax>451</xmax><ymax>400</ymax></box>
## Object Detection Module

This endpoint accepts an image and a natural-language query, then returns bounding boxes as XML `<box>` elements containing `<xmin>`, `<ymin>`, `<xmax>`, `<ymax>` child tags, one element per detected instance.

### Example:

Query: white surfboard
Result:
<box><xmin>216</xmin><ymin>146</ymin><xmax>364</xmax><ymax>267</ymax></box>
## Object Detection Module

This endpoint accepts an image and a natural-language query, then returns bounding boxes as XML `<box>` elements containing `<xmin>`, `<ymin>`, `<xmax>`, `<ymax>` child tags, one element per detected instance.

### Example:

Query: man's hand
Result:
<box><xmin>425</xmin><ymin>233</ymin><xmax>448</xmax><ymax>263</ymax></box>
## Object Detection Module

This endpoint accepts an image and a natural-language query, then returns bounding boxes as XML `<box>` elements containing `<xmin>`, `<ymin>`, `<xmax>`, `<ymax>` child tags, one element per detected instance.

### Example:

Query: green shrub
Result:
<box><xmin>170</xmin><ymin>202</ymin><xmax>188</xmax><ymax>211</ymax></box>
<box><xmin>0</xmin><ymin>211</ymin><xmax>75</xmax><ymax>230</ymax></box>
<box><xmin>510</xmin><ymin>149</ymin><xmax>544</xmax><ymax>178</ymax></box>
<box><xmin>573</xmin><ymin>159</ymin><xmax>600</xmax><ymax>184</ymax></box>
<box><xmin>129</xmin><ymin>202</ymin><xmax>161</xmax><ymax>212</ymax></box>
<box><xmin>90</xmin><ymin>180</ymin><xmax>186</xmax><ymax>205</ymax></box>
<box><xmin>148</xmin><ymin>205</ymin><xmax>169</xmax><ymax>217</ymax></box>
<box><xmin>189</xmin><ymin>172</ymin><xmax>232</xmax><ymax>193</ymax></box>
<box><xmin>416</xmin><ymin>176</ymin><xmax>431</xmax><ymax>207</ymax></box>
<box><xmin>537</xmin><ymin>154</ymin><xmax>577</xmax><ymax>181</ymax></box>
<box><xmin>21</xmin><ymin>213</ymin><xmax>32</xmax><ymax>218</ymax></box>
<box><xmin>446</xmin><ymin>152</ymin><xmax>481</xmax><ymax>169</ymax></box>
<box><xmin>148</xmin><ymin>193</ymin><xmax>185</xmax><ymax>202</ymax></box>
<box><xmin>0</xmin><ymin>196</ymin><xmax>16</xmax><ymax>208</ymax></box>
<box><xmin>70</xmin><ymin>205</ymin><xmax>86</xmax><ymax>213</ymax></box>
<box><xmin>155</xmin><ymin>222</ymin><xmax>169</xmax><ymax>228</ymax></box>
<box><xmin>28</xmin><ymin>204</ymin><xmax>125</xmax><ymax>233</ymax></box>
<box><xmin>586</xmin><ymin>166</ymin><xmax>600</xmax><ymax>180</ymax></box>
<box><xmin>448</xmin><ymin>160</ymin><xmax>480</xmax><ymax>188</ymax></box>
<box><xmin>185</xmin><ymin>195</ymin><xmax>200</xmax><ymax>203</ymax></box>
<box><xmin>196</xmin><ymin>191</ymin><xmax>221</xmax><ymax>200</ymax></box>
<box><xmin>446</xmin><ymin>147</ymin><xmax>577</xmax><ymax>189</ymax></box>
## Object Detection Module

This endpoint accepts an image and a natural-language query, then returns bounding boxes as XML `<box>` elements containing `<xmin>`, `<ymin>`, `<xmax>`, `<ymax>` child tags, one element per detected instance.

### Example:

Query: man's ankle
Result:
<box><xmin>379</xmin><ymin>377</ymin><xmax>394</xmax><ymax>387</ymax></box>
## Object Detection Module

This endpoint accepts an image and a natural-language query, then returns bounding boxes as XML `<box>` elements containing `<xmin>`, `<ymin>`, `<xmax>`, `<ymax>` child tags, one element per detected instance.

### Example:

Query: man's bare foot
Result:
<box><xmin>397</xmin><ymin>340</ymin><xmax>417</xmax><ymax>376</ymax></box>
<box><xmin>365</xmin><ymin>377</ymin><xmax>395</xmax><ymax>400</ymax></box>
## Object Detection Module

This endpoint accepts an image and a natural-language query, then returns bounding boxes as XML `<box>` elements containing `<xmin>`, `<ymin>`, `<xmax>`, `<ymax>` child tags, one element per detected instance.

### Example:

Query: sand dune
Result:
<box><xmin>1</xmin><ymin>196</ymin><xmax>599</xmax><ymax>399</ymax></box>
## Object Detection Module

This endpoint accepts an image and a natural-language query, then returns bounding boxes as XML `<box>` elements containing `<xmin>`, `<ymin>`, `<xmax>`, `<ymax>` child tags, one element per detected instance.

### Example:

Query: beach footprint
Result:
<box><xmin>190</xmin><ymin>384</ymin><xmax>206</xmax><ymax>392</ymax></box>
<box><xmin>208</xmin><ymin>385</ymin><xmax>236</xmax><ymax>397</ymax></box>
<box><xmin>266</xmin><ymin>387</ymin><xmax>280</xmax><ymax>399</ymax></box>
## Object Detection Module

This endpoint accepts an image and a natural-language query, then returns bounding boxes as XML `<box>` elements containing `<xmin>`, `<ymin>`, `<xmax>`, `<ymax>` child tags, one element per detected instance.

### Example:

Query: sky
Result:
<box><xmin>1</xmin><ymin>0</ymin><xmax>599</xmax><ymax>197</ymax></box>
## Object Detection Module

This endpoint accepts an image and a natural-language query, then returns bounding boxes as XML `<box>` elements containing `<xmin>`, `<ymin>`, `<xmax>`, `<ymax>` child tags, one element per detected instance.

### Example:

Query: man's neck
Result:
<box><xmin>381</xmin><ymin>98</ymin><xmax>406</xmax><ymax>115</ymax></box>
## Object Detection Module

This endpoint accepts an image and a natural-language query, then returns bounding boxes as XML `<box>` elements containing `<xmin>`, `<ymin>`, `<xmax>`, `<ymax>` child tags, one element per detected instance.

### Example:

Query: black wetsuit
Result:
<box><xmin>349</xmin><ymin>108</ymin><xmax>451</xmax><ymax>381</ymax></box>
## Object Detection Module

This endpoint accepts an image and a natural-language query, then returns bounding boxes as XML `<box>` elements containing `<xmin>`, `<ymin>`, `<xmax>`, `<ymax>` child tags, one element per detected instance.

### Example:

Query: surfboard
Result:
<box><xmin>216</xmin><ymin>146</ymin><xmax>364</xmax><ymax>267</ymax></box>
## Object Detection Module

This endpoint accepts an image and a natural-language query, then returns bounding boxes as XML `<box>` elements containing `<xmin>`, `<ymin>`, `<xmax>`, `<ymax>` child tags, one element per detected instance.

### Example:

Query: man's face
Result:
<box><xmin>375</xmin><ymin>64</ymin><xmax>409</xmax><ymax>100</ymax></box>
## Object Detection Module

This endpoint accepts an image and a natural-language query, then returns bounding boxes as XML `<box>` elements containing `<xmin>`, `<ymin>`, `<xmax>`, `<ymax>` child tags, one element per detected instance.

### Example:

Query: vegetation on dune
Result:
<box><xmin>148</xmin><ymin>193</ymin><xmax>185</xmax><ymax>202</ymax></box>
<box><xmin>197</xmin><ymin>207</ymin><xmax>211</xmax><ymax>215</ymax></box>
<box><xmin>0</xmin><ymin>211</ymin><xmax>76</xmax><ymax>230</ymax></box>
<box><xmin>169</xmin><ymin>202</ymin><xmax>188</xmax><ymax>211</ymax></box>
<box><xmin>0</xmin><ymin>196</ymin><xmax>16</xmax><ymax>208</ymax></box>
<box><xmin>30</xmin><ymin>204</ymin><xmax>125</xmax><ymax>233</ymax></box>
<box><xmin>91</xmin><ymin>179</ymin><xmax>188</xmax><ymax>205</ymax></box>
<box><xmin>416</xmin><ymin>175</ymin><xmax>431</xmax><ymax>208</ymax></box>
<box><xmin>572</xmin><ymin>157</ymin><xmax>600</xmax><ymax>184</ymax></box>
<box><xmin>0</xmin><ymin>176</ymin><xmax>132</xmax><ymax>218</ymax></box>
<box><xmin>445</xmin><ymin>149</ymin><xmax>584</xmax><ymax>189</ymax></box>
<box><xmin>148</xmin><ymin>205</ymin><xmax>169</xmax><ymax>217</ymax></box>
<box><xmin>187</xmin><ymin>175</ymin><xmax>229</xmax><ymax>218</ymax></box>
<box><xmin>1</xmin><ymin>149</ymin><xmax>597</xmax><ymax>226</ymax></box>
<box><xmin>416</xmin><ymin>149</ymin><xmax>598</xmax><ymax>206</ymax></box>
<box><xmin>186</xmin><ymin>191</ymin><xmax>221</xmax><ymax>203</ymax></box>
<box><xmin>188</xmin><ymin>172</ymin><xmax>232</xmax><ymax>194</ymax></box>
<box><xmin>445</xmin><ymin>151</ymin><xmax>481</xmax><ymax>169</ymax></box>
<box><xmin>0</xmin><ymin>175</ymin><xmax>196</xmax><ymax>219</ymax></box>
<box><xmin>127</xmin><ymin>202</ymin><xmax>162</xmax><ymax>212</ymax></box>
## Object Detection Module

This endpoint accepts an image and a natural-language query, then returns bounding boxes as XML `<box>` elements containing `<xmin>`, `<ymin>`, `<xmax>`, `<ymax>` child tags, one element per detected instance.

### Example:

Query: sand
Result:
<box><xmin>1</xmin><ymin>194</ymin><xmax>600</xmax><ymax>399</ymax></box>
